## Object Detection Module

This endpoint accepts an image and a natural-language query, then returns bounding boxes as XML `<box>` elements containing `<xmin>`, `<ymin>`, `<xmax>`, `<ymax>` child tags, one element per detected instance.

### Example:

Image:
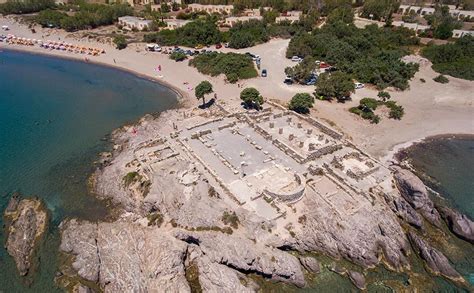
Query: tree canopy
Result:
<box><xmin>195</xmin><ymin>81</ymin><xmax>214</xmax><ymax>105</ymax></box>
<box><xmin>189</xmin><ymin>52</ymin><xmax>258</xmax><ymax>83</ymax></box>
<box><xmin>240</xmin><ymin>88</ymin><xmax>264</xmax><ymax>109</ymax></box>
<box><xmin>422</xmin><ymin>36</ymin><xmax>474</xmax><ymax>80</ymax></box>
<box><xmin>315</xmin><ymin>72</ymin><xmax>354</xmax><ymax>101</ymax></box>
<box><xmin>288</xmin><ymin>93</ymin><xmax>314</xmax><ymax>114</ymax></box>
<box><xmin>287</xmin><ymin>22</ymin><xmax>420</xmax><ymax>90</ymax></box>
<box><xmin>144</xmin><ymin>18</ymin><xmax>221</xmax><ymax>47</ymax></box>
<box><xmin>285</xmin><ymin>56</ymin><xmax>316</xmax><ymax>84</ymax></box>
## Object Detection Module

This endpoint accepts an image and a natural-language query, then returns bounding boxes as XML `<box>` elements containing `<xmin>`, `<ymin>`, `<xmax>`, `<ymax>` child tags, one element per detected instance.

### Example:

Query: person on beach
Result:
<box><xmin>113</xmin><ymin>58</ymin><xmax>116</xmax><ymax>63</ymax></box>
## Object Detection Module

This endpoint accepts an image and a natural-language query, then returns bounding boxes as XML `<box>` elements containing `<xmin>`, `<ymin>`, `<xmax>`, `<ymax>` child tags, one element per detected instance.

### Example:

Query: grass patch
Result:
<box><xmin>185</xmin><ymin>261</ymin><xmax>203</xmax><ymax>293</ymax></box>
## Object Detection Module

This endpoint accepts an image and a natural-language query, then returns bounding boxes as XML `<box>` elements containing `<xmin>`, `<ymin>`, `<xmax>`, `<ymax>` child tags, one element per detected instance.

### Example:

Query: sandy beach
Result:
<box><xmin>2</xmin><ymin>15</ymin><xmax>473</xmax><ymax>159</ymax></box>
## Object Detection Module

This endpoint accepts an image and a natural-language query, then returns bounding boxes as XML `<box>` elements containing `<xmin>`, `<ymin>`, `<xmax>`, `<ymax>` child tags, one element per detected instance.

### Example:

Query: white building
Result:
<box><xmin>452</xmin><ymin>29</ymin><xmax>474</xmax><ymax>38</ymax></box>
<box><xmin>224</xmin><ymin>16</ymin><xmax>263</xmax><ymax>27</ymax></box>
<box><xmin>392</xmin><ymin>21</ymin><xmax>429</xmax><ymax>33</ymax></box>
<box><xmin>188</xmin><ymin>4</ymin><xmax>233</xmax><ymax>15</ymax></box>
<box><xmin>118</xmin><ymin>16</ymin><xmax>153</xmax><ymax>31</ymax></box>
<box><xmin>165</xmin><ymin>19</ymin><xmax>191</xmax><ymax>30</ymax></box>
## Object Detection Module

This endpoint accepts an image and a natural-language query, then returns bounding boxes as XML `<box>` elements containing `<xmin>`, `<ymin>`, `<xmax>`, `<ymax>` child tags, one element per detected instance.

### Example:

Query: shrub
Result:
<box><xmin>113</xmin><ymin>34</ymin><xmax>127</xmax><ymax>50</ymax></box>
<box><xmin>288</xmin><ymin>93</ymin><xmax>314</xmax><ymax>114</ymax></box>
<box><xmin>433</xmin><ymin>75</ymin><xmax>449</xmax><ymax>84</ymax></box>
<box><xmin>170</xmin><ymin>51</ymin><xmax>187</xmax><ymax>62</ymax></box>
<box><xmin>422</xmin><ymin>36</ymin><xmax>474</xmax><ymax>80</ymax></box>
<box><xmin>189</xmin><ymin>52</ymin><xmax>257</xmax><ymax>82</ymax></box>
<box><xmin>0</xmin><ymin>0</ymin><xmax>55</xmax><ymax>15</ymax></box>
<box><xmin>377</xmin><ymin>91</ymin><xmax>391</xmax><ymax>101</ymax></box>
<box><xmin>386</xmin><ymin>101</ymin><xmax>405</xmax><ymax>119</ymax></box>
<box><xmin>315</xmin><ymin>72</ymin><xmax>355</xmax><ymax>102</ymax></box>
<box><xmin>123</xmin><ymin>171</ymin><xmax>140</xmax><ymax>186</ymax></box>
<box><xmin>222</xmin><ymin>211</ymin><xmax>239</xmax><ymax>229</ymax></box>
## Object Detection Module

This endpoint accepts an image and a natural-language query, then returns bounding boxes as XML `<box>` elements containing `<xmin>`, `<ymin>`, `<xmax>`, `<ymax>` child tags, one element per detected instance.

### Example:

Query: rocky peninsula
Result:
<box><xmin>55</xmin><ymin>102</ymin><xmax>473</xmax><ymax>292</ymax></box>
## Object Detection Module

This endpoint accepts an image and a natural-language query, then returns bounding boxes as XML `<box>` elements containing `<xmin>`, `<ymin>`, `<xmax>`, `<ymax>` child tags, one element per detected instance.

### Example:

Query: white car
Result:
<box><xmin>355</xmin><ymin>82</ymin><xmax>365</xmax><ymax>89</ymax></box>
<box><xmin>291</xmin><ymin>56</ymin><xmax>303</xmax><ymax>62</ymax></box>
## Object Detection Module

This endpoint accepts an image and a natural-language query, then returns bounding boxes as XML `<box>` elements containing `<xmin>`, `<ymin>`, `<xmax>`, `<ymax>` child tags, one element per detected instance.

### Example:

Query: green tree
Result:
<box><xmin>240</xmin><ymin>88</ymin><xmax>264</xmax><ymax>109</ymax></box>
<box><xmin>285</xmin><ymin>56</ymin><xmax>316</xmax><ymax>84</ymax></box>
<box><xmin>195</xmin><ymin>81</ymin><xmax>213</xmax><ymax>106</ymax></box>
<box><xmin>315</xmin><ymin>72</ymin><xmax>354</xmax><ymax>101</ymax></box>
<box><xmin>327</xmin><ymin>6</ymin><xmax>354</xmax><ymax>24</ymax></box>
<box><xmin>361</xmin><ymin>0</ymin><xmax>399</xmax><ymax>21</ymax></box>
<box><xmin>288</xmin><ymin>93</ymin><xmax>314</xmax><ymax>114</ymax></box>
<box><xmin>113</xmin><ymin>35</ymin><xmax>127</xmax><ymax>50</ymax></box>
<box><xmin>160</xmin><ymin>3</ymin><xmax>170</xmax><ymax>13</ymax></box>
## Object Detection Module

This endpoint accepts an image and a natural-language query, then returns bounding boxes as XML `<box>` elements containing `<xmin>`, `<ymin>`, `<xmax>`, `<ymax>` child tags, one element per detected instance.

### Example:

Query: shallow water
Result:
<box><xmin>398</xmin><ymin>135</ymin><xmax>474</xmax><ymax>288</ymax></box>
<box><xmin>0</xmin><ymin>50</ymin><xmax>178</xmax><ymax>291</ymax></box>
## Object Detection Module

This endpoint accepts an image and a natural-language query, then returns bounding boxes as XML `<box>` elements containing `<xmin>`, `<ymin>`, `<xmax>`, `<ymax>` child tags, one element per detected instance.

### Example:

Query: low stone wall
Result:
<box><xmin>304</xmin><ymin>144</ymin><xmax>343</xmax><ymax>163</ymax></box>
<box><xmin>186</xmin><ymin>117</ymin><xmax>223</xmax><ymax>130</ymax></box>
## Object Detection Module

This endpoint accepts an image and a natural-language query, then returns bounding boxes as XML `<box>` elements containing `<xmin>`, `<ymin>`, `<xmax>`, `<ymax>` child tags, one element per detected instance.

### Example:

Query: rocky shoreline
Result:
<box><xmin>50</xmin><ymin>107</ymin><xmax>474</xmax><ymax>292</ymax></box>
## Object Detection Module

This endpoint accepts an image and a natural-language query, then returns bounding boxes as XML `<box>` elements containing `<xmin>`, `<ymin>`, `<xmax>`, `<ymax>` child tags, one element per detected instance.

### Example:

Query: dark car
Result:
<box><xmin>261</xmin><ymin>69</ymin><xmax>267</xmax><ymax>77</ymax></box>
<box><xmin>215</xmin><ymin>43</ymin><xmax>222</xmax><ymax>49</ymax></box>
<box><xmin>284</xmin><ymin>77</ymin><xmax>293</xmax><ymax>84</ymax></box>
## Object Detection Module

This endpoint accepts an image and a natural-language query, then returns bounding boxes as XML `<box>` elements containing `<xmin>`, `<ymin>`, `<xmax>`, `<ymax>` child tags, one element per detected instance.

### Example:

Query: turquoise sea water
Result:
<box><xmin>0</xmin><ymin>50</ymin><xmax>178</xmax><ymax>291</ymax></box>
<box><xmin>0</xmin><ymin>50</ymin><xmax>472</xmax><ymax>292</ymax></box>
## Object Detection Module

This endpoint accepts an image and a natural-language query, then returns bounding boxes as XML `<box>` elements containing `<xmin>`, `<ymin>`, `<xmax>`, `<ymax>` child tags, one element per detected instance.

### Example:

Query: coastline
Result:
<box><xmin>1</xmin><ymin>46</ymin><xmax>190</xmax><ymax>105</ymax></box>
<box><xmin>2</xmin><ymin>16</ymin><xmax>473</xmax><ymax>160</ymax></box>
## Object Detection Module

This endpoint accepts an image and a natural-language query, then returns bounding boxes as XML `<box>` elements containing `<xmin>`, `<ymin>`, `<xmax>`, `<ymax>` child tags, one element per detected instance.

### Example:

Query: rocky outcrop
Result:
<box><xmin>3</xmin><ymin>195</ymin><xmax>48</xmax><ymax>276</ymax></box>
<box><xmin>437</xmin><ymin>206</ymin><xmax>474</xmax><ymax>244</ymax></box>
<box><xmin>295</xmin><ymin>193</ymin><xmax>410</xmax><ymax>271</ymax></box>
<box><xmin>408</xmin><ymin>231</ymin><xmax>462</xmax><ymax>281</ymax></box>
<box><xmin>174</xmin><ymin>230</ymin><xmax>306</xmax><ymax>287</ymax></box>
<box><xmin>185</xmin><ymin>245</ymin><xmax>255</xmax><ymax>292</ymax></box>
<box><xmin>348</xmin><ymin>271</ymin><xmax>366</xmax><ymax>290</ymax></box>
<box><xmin>393</xmin><ymin>167</ymin><xmax>441</xmax><ymax>227</ymax></box>
<box><xmin>384</xmin><ymin>193</ymin><xmax>423</xmax><ymax>229</ymax></box>
<box><xmin>299</xmin><ymin>256</ymin><xmax>320</xmax><ymax>273</ymax></box>
<box><xmin>60</xmin><ymin>220</ymin><xmax>190</xmax><ymax>292</ymax></box>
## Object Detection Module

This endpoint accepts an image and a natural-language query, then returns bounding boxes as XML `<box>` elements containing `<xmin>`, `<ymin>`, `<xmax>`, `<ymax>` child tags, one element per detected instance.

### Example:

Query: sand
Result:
<box><xmin>2</xmin><ymin>15</ymin><xmax>473</xmax><ymax>160</ymax></box>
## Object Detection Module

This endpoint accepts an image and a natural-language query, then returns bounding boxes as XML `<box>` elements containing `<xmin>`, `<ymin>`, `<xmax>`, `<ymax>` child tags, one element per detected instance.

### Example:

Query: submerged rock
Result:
<box><xmin>437</xmin><ymin>206</ymin><xmax>474</xmax><ymax>244</ymax></box>
<box><xmin>348</xmin><ymin>271</ymin><xmax>366</xmax><ymax>290</ymax></box>
<box><xmin>393</xmin><ymin>167</ymin><xmax>441</xmax><ymax>227</ymax></box>
<box><xmin>3</xmin><ymin>195</ymin><xmax>48</xmax><ymax>276</ymax></box>
<box><xmin>408</xmin><ymin>231</ymin><xmax>462</xmax><ymax>281</ymax></box>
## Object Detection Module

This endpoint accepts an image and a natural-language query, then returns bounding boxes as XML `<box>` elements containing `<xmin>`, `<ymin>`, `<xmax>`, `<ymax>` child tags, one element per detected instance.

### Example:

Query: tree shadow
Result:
<box><xmin>198</xmin><ymin>98</ymin><xmax>216</xmax><ymax>109</ymax></box>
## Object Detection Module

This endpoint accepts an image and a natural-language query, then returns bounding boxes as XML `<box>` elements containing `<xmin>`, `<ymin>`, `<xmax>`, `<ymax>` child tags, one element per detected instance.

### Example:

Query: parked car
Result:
<box><xmin>194</xmin><ymin>50</ymin><xmax>200</xmax><ymax>55</ymax></box>
<box><xmin>355</xmin><ymin>82</ymin><xmax>365</xmax><ymax>89</ymax></box>
<box><xmin>215</xmin><ymin>43</ymin><xmax>222</xmax><ymax>49</ymax></box>
<box><xmin>284</xmin><ymin>77</ymin><xmax>293</xmax><ymax>84</ymax></box>
<box><xmin>291</xmin><ymin>56</ymin><xmax>303</xmax><ymax>62</ymax></box>
<box><xmin>261</xmin><ymin>69</ymin><xmax>267</xmax><ymax>77</ymax></box>
<box><xmin>224</xmin><ymin>42</ymin><xmax>229</xmax><ymax>48</ymax></box>
<box><xmin>195</xmin><ymin>44</ymin><xmax>204</xmax><ymax>49</ymax></box>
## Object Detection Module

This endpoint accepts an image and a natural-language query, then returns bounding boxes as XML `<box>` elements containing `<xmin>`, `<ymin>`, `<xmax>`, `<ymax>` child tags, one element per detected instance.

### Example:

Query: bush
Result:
<box><xmin>189</xmin><ymin>52</ymin><xmax>257</xmax><ymax>82</ymax></box>
<box><xmin>315</xmin><ymin>72</ymin><xmax>355</xmax><ymax>102</ymax></box>
<box><xmin>350</xmin><ymin>98</ymin><xmax>404</xmax><ymax>122</ymax></box>
<box><xmin>222</xmin><ymin>211</ymin><xmax>239</xmax><ymax>229</ymax></box>
<box><xmin>170</xmin><ymin>51</ymin><xmax>187</xmax><ymax>62</ymax></box>
<box><xmin>385</xmin><ymin>101</ymin><xmax>405</xmax><ymax>119</ymax></box>
<box><xmin>240</xmin><ymin>87</ymin><xmax>263</xmax><ymax>109</ymax></box>
<box><xmin>288</xmin><ymin>93</ymin><xmax>314</xmax><ymax>114</ymax></box>
<box><xmin>113</xmin><ymin>35</ymin><xmax>127</xmax><ymax>50</ymax></box>
<box><xmin>433</xmin><ymin>74</ymin><xmax>449</xmax><ymax>84</ymax></box>
<box><xmin>422</xmin><ymin>36</ymin><xmax>474</xmax><ymax>80</ymax></box>
<box><xmin>0</xmin><ymin>0</ymin><xmax>55</xmax><ymax>15</ymax></box>
<box><xmin>377</xmin><ymin>91</ymin><xmax>391</xmax><ymax>101</ymax></box>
